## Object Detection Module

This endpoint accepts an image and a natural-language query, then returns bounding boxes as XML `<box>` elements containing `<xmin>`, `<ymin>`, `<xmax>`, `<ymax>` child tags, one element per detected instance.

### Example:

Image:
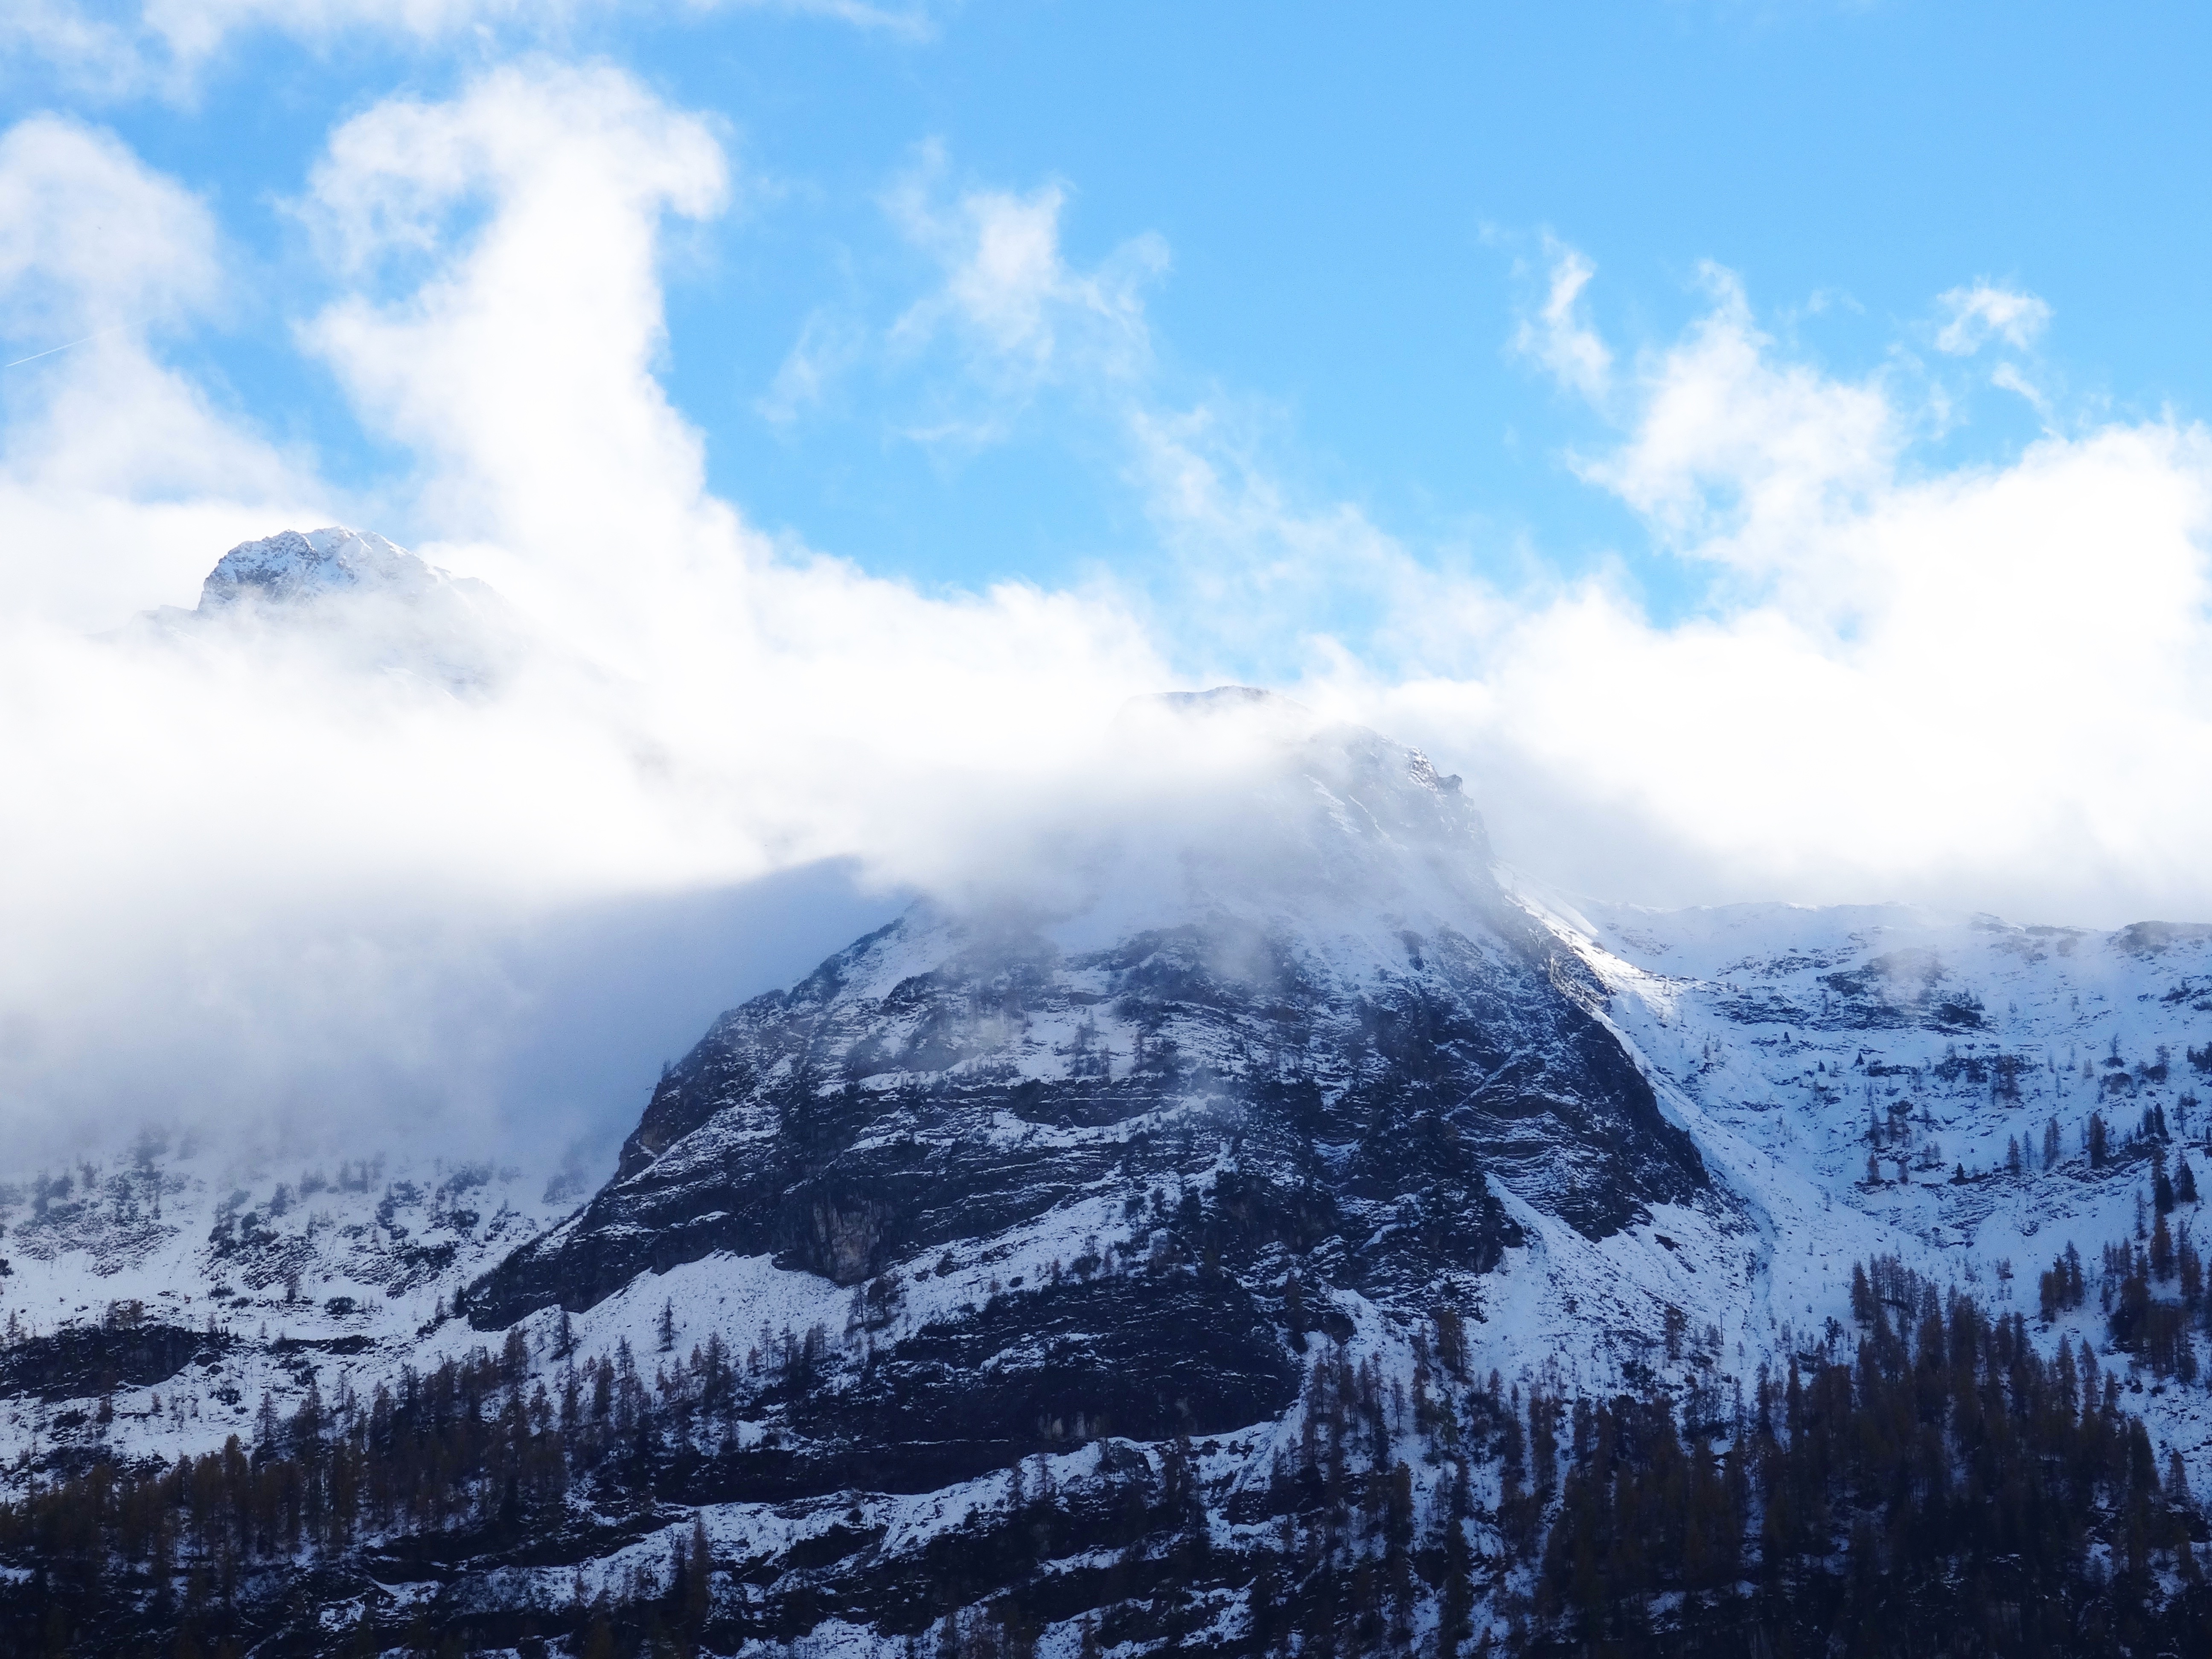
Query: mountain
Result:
<box><xmin>131</xmin><ymin>525</ymin><xmax>525</xmax><ymax>693</ymax></box>
<box><xmin>445</xmin><ymin>695</ymin><xmax>1706</xmax><ymax>1528</ymax></box>
<box><xmin>471</xmin><ymin>693</ymin><xmax>1706</xmax><ymax>1325</ymax></box>
<box><xmin>196</xmin><ymin>527</ymin><xmax>463</xmax><ymax>611</ymax></box>
<box><xmin>4</xmin><ymin>652</ymin><xmax>2212</xmax><ymax>1653</ymax></box>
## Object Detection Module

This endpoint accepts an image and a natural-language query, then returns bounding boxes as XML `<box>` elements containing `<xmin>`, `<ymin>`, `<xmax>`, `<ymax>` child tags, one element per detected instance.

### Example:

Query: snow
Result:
<box><xmin>0</xmin><ymin>1141</ymin><xmax>576</xmax><ymax>1481</ymax></box>
<box><xmin>1539</xmin><ymin>888</ymin><xmax>2212</xmax><ymax>1470</ymax></box>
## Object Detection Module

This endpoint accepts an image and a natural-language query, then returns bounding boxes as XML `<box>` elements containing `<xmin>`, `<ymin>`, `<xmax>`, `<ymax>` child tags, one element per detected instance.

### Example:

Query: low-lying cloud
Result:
<box><xmin>0</xmin><ymin>71</ymin><xmax>1166</xmax><ymax>1162</ymax></box>
<box><xmin>1371</xmin><ymin>249</ymin><xmax>2212</xmax><ymax>929</ymax></box>
<box><xmin>3</xmin><ymin>64</ymin><xmax>2212</xmax><ymax>1167</ymax></box>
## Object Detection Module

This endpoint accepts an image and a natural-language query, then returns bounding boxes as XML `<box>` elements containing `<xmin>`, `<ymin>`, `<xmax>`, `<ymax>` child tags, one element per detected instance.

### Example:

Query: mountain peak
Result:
<box><xmin>197</xmin><ymin>526</ymin><xmax>448</xmax><ymax>612</ymax></box>
<box><xmin>1148</xmin><ymin>683</ymin><xmax>1307</xmax><ymax>716</ymax></box>
<box><xmin>136</xmin><ymin>525</ymin><xmax>526</xmax><ymax>695</ymax></box>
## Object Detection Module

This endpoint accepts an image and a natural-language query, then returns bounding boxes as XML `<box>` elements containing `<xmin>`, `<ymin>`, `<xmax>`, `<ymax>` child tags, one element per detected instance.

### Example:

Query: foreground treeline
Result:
<box><xmin>0</xmin><ymin>1322</ymin><xmax>729</xmax><ymax>1658</ymax></box>
<box><xmin>1521</xmin><ymin>1256</ymin><xmax>2209</xmax><ymax>1656</ymax></box>
<box><xmin>0</xmin><ymin>1255</ymin><xmax>2208</xmax><ymax>1657</ymax></box>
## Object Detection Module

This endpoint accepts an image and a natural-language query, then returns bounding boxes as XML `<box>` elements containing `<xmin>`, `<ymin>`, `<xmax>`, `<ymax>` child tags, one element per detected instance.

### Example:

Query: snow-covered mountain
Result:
<box><xmin>130</xmin><ymin>525</ymin><xmax>525</xmax><ymax>693</ymax></box>
<box><xmin>1548</xmin><ymin>890</ymin><xmax>2212</xmax><ymax>1459</ymax></box>
<box><xmin>5</xmin><ymin>657</ymin><xmax>2211</xmax><ymax>1651</ymax></box>
<box><xmin>0</xmin><ymin>1142</ymin><xmax>574</xmax><ymax>1452</ymax></box>
<box><xmin>197</xmin><ymin>527</ymin><xmax>464</xmax><ymax>611</ymax></box>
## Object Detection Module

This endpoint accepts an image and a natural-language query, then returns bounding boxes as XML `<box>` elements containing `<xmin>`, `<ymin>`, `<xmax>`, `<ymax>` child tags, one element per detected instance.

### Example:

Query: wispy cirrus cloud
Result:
<box><xmin>879</xmin><ymin>144</ymin><xmax>1167</xmax><ymax>446</ymax></box>
<box><xmin>757</xmin><ymin>307</ymin><xmax>868</xmax><ymax>425</ymax></box>
<box><xmin>1935</xmin><ymin>281</ymin><xmax>2053</xmax><ymax>355</ymax></box>
<box><xmin>1511</xmin><ymin>236</ymin><xmax>1613</xmax><ymax>405</ymax></box>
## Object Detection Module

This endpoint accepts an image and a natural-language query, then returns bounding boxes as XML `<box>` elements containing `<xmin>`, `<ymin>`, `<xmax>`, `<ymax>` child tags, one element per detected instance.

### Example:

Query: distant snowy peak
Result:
<box><xmin>197</xmin><ymin>527</ymin><xmax>454</xmax><ymax>612</ymax></box>
<box><xmin>142</xmin><ymin>525</ymin><xmax>528</xmax><ymax>695</ymax></box>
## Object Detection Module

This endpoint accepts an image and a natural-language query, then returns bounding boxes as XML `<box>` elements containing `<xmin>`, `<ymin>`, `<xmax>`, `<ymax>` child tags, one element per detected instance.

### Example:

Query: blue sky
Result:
<box><xmin>17</xmin><ymin>2</ymin><xmax>2210</xmax><ymax>634</ymax></box>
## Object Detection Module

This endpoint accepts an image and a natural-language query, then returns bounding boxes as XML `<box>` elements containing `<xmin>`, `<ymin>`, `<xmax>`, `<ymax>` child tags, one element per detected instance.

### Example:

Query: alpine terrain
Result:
<box><xmin>3</xmin><ymin>532</ymin><xmax>2211</xmax><ymax>1656</ymax></box>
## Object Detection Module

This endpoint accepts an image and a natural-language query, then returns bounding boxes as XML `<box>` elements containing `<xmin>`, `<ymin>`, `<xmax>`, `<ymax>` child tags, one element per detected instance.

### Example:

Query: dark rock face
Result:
<box><xmin>655</xmin><ymin>1272</ymin><xmax>1302</xmax><ymax>1502</ymax></box>
<box><xmin>478</xmin><ymin>894</ymin><xmax>1700</xmax><ymax>1311</ymax></box>
<box><xmin>472</xmin><ymin>902</ymin><xmax>1703</xmax><ymax>1328</ymax></box>
<box><xmin>0</xmin><ymin>1323</ymin><xmax>227</xmax><ymax>1401</ymax></box>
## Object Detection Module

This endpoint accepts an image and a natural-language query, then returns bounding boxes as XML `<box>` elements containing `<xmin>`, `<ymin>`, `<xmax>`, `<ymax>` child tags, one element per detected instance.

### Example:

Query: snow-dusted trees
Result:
<box><xmin>2037</xmin><ymin>1243</ymin><xmax>2087</xmax><ymax>1323</ymax></box>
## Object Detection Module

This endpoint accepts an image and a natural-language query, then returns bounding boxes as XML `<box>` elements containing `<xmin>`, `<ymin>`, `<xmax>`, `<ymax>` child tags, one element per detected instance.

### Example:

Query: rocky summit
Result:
<box><xmin>466</xmin><ymin>697</ymin><xmax>1707</xmax><ymax>1499</ymax></box>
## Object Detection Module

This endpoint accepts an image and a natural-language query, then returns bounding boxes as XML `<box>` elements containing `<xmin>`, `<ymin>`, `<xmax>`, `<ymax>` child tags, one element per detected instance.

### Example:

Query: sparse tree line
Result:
<box><xmin>1864</xmin><ymin>1088</ymin><xmax>2205</xmax><ymax>1196</ymax></box>
<box><xmin>0</xmin><ymin>1249</ymin><xmax>2209</xmax><ymax>1656</ymax></box>
<box><xmin>1525</xmin><ymin>1260</ymin><xmax>2209</xmax><ymax>1655</ymax></box>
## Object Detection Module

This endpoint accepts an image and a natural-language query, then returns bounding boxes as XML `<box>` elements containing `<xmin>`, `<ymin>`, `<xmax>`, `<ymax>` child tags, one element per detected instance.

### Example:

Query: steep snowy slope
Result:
<box><xmin>1540</xmin><ymin>894</ymin><xmax>2212</xmax><ymax>1472</ymax></box>
<box><xmin>0</xmin><ymin>1135</ymin><xmax>576</xmax><ymax>1479</ymax></box>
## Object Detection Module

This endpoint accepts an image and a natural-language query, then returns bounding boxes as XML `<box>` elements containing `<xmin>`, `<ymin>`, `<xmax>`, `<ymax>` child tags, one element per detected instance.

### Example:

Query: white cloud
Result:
<box><xmin>1990</xmin><ymin>358</ymin><xmax>2053</xmax><ymax>421</ymax></box>
<box><xmin>1120</xmin><ymin>247</ymin><xmax>2212</xmax><ymax>933</ymax></box>
<box><xmin>0</xmin><ymin>114</ymin><xmax>215</xmax><ymax>334</ymax></box>
<box><xmin>0</xmin><ymin>115</ymin><xmax>325</xmax><ymax>627</ymax></box>
<box><xmin>1580</xmin><ymin>264</ymin><xmax>1898</xmax><ymax>590</ymax></box>
<box><xmin>884</xmin><ymin>148</ymin><xmax>1167</xmax><ymax>444</ymax></box>
<box><xmin>4</xmin><ymin>88</ymin><xmax>2211</xmax><ymax>1172</ymax></box>
<box><xmin>0</xmin><ymin>71</ymin><xmax>1167</xmax><ymax>1161</ymax></box>
<box><xmin>1104</xmin><ymin>247</ymin><xmax>2212</xmax><ymax>932</ymax></box>
<box><xmin>1512</xmin><ymin>238</ymin><xmax>1612</xmax><ymax>403</ymax></box>
<box><xmin>1334</xmin><ymin>265</ymin><xmax>2212</xmax><ymax>930</ymax></box>
<box><xmin>1935</xmin><ymin>281</ymin><xmax>2052</xmax><ymax>355</ymax></box>
<box><xmin>301</xmin><ymin>61</ymin><xmax>733</xmax><ymax>616</ymax></box>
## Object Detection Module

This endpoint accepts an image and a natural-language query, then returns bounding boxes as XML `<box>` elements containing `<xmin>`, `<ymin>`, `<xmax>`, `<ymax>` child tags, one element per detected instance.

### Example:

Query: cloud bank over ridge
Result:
<box><xmin>3</xmin><ymin>63</ymin><xmax>2211</xmax><ymax>1157</ymax></box>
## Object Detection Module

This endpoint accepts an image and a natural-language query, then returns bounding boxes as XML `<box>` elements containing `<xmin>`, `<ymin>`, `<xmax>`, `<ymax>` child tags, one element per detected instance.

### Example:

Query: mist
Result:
<box><xmin>71</xmin><ymin>864</ymin><xmax>905</xmax><ymax>1179</ymax></box>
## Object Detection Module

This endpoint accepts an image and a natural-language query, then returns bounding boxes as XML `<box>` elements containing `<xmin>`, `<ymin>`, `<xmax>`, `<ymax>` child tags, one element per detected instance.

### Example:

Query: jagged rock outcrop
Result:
<box><xmin>198</xmin><ymin>527</ymin><xmax>454</xmax><ymax>610</ymax></box>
